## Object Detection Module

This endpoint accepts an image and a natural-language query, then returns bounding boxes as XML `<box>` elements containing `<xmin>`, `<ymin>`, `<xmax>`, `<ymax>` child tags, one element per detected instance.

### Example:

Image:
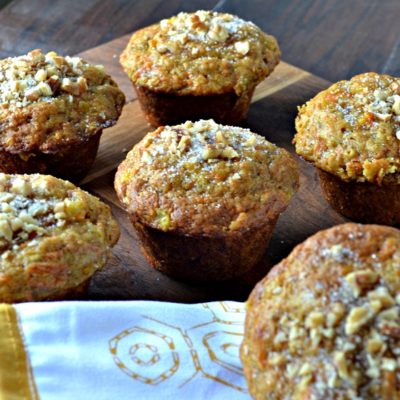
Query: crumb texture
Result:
<box><xmin>0</xmin><ymin>50</ymin><xmax>125</xmax><ymax>154</ymax></box>
<box><xmin>115</xmin><ymin>119</ymin><xmax>298</xmax><ymax>234</ymax></box>
<box><xmin>120</xmin><ymin>10</ymin><xmax>280</xmax><ymax>96</ymax></box>
<box><xmin>294</xmin><ymin>72</ymin><xmax>400</xmax><ymax>184</ymax></box>
<box><xmin>242</xmin><ymin>223</ymin><xmax>400</xmax><ymax>400</ymax></box>
<box><xmin>0</xmin><ymin>173</ymin><xmax>119</xmax><ymax>302</ymax></box>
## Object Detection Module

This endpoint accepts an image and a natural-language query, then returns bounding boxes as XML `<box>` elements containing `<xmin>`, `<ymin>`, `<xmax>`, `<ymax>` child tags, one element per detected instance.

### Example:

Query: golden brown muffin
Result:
<box><xmin>294</xmin><ymin>72</ymin><xmax>400</xmax><ymax>224</ymax></box>
<box><xmin>0</xmin><ymin>173</ymin><xmax>119</xmax><ymax>302</ymax></box>
<box><xmin>241</xmin><ymin>223</ymin><xmax>400</xmax><ymax>400</ymax></box>
<box><xmin>115</xmin><ymin>119</ymin><xmax>299</xmax><ymax>281</ymax></box>
<box><xmin>0</xmin><ymin>49</ymin><xmax>125</xmax><ymax>182</ymax></box>
<box><xmin>120</xmin><ymin>10</ymin><xmax>280</xmax><ymax>126</ymax></box>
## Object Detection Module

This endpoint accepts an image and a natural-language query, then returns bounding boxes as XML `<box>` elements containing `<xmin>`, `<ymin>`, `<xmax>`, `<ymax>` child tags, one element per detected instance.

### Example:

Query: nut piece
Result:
<box><xmin>327</xmin><ymin>302</ymin><xmax>346</xmax><ymax>327</ymax></box>
<box><xmin>367</xmin><ymin>335</ymin><xmax>384</xmax><ymax>354</ymax></box>
<box><xmin>268</xmin><ymin>353</ymin><xmax>285</xmax><ymax>366</ymax></box>
<box><xmin>177</xmin><ymin>135</ymin><xmax>191</xmax><ymax>152</ymax></box>
<box><xmin>244</xmin><ymin>135</ymin><xmax>257</xmax><ymax>147</ymax></box>
<box><xmin>345</xmin><ymin>305</ymin><xmax>373</xmax><ymax>335</ymax></box>
<box><xmin>221</xmin><ymin>146</ymin><xmax>239</xmax><ymax>159</ymax></box>
<box><xmin>379</xmin><ymin>307</ymin><xmax>399</xmax><ymax>321</ymax></box>
<box><xmin>202</xmin><ymin>145</ymin><xmax>221</xmax><ymax>160</ymax></box>
<box><xmin>215</xmin><ymin>131</ymin><xmax>227</xmax><ymax>144</ymax></box>
<box><xmin>0</xmin><ymin>220</ymin><xmax>12</xmax><ymax>242</ymax></box>
<box><xmin>141</xmin><ymin>150</ymin><xmax>153</xmax><ymax>164</ymax></box>
<box><xmin>34</xmin><ymin>69</ymin><xmax>47</xmax><ymax>82</ymax></box>
<box><xmin>234</xmin><ymin>40</ymin><xmax>250</xmax><ymax>55</ymax></box>
<box><xmin>381</xmin><ymin>358</ymin><xmax>397</xmax><ymax>371</ymax></box>
<box><xmin>306</xmin><ymin>311</ymin><xmax>325</xmax><ymax>328</ymax></box>
<box><xmin>368</xmin><ymin>287</ymin><xmax>395</xmax><ymax>308</ymax></box>
<box><xmin>345</xmin><ymin>269</ymin><xmax>379</xmax><ymax>296</ymax></box>
<box><xmin>334</xmin><ymin>352</ymin><xmax>350</xmax><ymax>381</ymax></box>
<box><xmin>298</xmin><ymin>362</ymin><xmax>313</xmax><ymax>376</ymax></box>
<box><xmin>11</xmin><ymin>177</ymin><xmax>31</xmax><ymax>196</ymax></box>
<box><xmin>392</xmin><ymin>95</ymin><xmax>400</xmax><ymax>115</ymax></box>
<box><xmin>208</xmin><ymin>25</ymin><xmax>229</xmax><ymax>42</ymax></box>
<box><xmin>37</xmin><ymin>82</ymin><xmax>52</xmax><ymax>96</ymax></box>
<box><xmin>61</xmin><ymin>77</ymin><xmax>88</xmax><ymax>95</ymax></box>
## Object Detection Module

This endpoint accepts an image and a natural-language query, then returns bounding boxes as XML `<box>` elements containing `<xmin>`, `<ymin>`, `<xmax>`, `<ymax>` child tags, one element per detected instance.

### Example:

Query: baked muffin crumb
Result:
<box><xmin>242</xmin><ymin>223</ymin><xmax>400</xmax><ymax>400</ymax></box>
<box><xmin>0</xmin><ymin>50</ymin><xmax>105</xmax><ymax>109</ymax></box>
<box><xmin>115</xmin><ymin>119</ymin><xmax>298</xmax><ymax>281</ymax></box>
<box><xmin>0</xmin><ymin>173</ymin><xmax>119</xmax><ymax>302</ymax></box>
<box><xmin>116</xmin><ymin>119</ymin><xmax>298</xmax><ymax>234</ymax></box>
<box><xmin>120</xmin><ymin>10</ymin><xmax>280</xmax><ymax>96</ymax></box>
<box><xmin>294</xmin><ymin>73</ymin><xmax>400</xmax><ymax>184</ymax></box>
<box><xmin>0</xmin><ymin>49</ymin><xmax>125</xmax><ymax>156</ymax></box>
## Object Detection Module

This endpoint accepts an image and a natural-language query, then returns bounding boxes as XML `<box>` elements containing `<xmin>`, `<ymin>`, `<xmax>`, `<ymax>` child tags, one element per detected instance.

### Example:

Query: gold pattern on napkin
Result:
<box><xmin>109</xmin><ymin>301</ymin><xmax>247</xmax><ymax>393</ymax></box>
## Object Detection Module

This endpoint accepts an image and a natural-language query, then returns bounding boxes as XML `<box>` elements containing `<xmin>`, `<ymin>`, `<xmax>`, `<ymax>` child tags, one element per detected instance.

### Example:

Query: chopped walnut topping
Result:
<box><xmin>244</xmin><ymin>136</ymin><xmax>257</xmax><ymax>147</ymax></box>
<box><xmin>295</xmin><ymin>73</ymin><xmax>400</xmax><ymax>185</ymax></box>
<box><xmin>345</xmin><ymin>269</ymin><xmax>379</xmax><ymax>296</ymax></box>
<box><xmin>117</xmin><ymin>119</ymin><xmax>298</xmax><ymax>234</ymax></box>
<box><xmin>366</xmin><ymin>335</ymin><xmax>384</xmax><ymax>354</ymax></box>
<box><xmin>234</xmin><ymin>40</ymin><xmax>250</xmax><ymax>55</ymax></box>
<box><xmin>141</xmin><ymin>151</ymin><xmax>153</xmax><ymax>164</ymax></box>
<box><xmin>121</xmin><ymin>10</ymin><xmax>280</xmax><ymax>97</ymax></box>
<box><xmin>271</xmin><ymin>286</ymin><xmax>282</xmax><ymax>295</ymax></box>
<box><xmin>298</xmin><ymin>362</ymin><xmax>313</xmax><ymax>376</ymax></box>
<box><xmin>208</xmin><ymin>24</ymin><xmax>229</xmax><ymax>42</ymax></box>
<box><xmin>202</xmin><ymin>145</ymin><xmax>221</xmax><ymax>160</ymax></box>
<box><xmin>327</xmin><ymin>302</ymin><xmax>346</xmax><ymax>327</ymax></box>
<box><xmin>177</xmin><ymin>135</ymin><xmax>191</xmax><ymax>152</ymax></box>
<box><xmin>221</xmin><ymin>146</ymin><xmax>239</xmax><ymax>159</ymax></box>
<box><xmin>381</xmin><ymin>358</ymin><xmax>397</xmax><ymax>371</ymax></box>
<box><xmin>0</xmin><ymin>50</ymin><xmax>100</xmax><ymax>108</ymax></box>
<box><xmin>345</xmin><ymin>305</ymin><xmax>373</xmax><ymax>335</ymax></box>
<box><xmin>0</xmin><ymin>173</ymin><xmax>91</xmax><ymax>252</ymax></box>
<box><xmin>392</xmin><ymin>95</ymin><xmax>400</xmax><ymax>116</ymax></box>
<box><xmin>379</xmin><ymin>307</ymin><xmax>398</xmax><ymax>321</ymax></box>
<box><xmin>268</xmin><ymin>353</ymin><xmax>285</xmax><ymax>366</ymax></box>
<box><xmin>215</xmin><ymin>130</ymin><xmax>227</xmax><ymax>144</ymax></box>
<box><xmin>34</xmin><ymin>68</ymin><xmax>47</xmax><ymax>82</ymax></box>
<box><xmin>202</xmin><ymin>144</ymin><xmax>239</xmax><ymax>160</ymax></box>
<box><xmin>334</xmin><ymin>352</ymin><xmax>350</xmax><ymax>381</ymax></box>
<box><xmin>0</xmin><ymin>220</ymin><xmax>12</xmax><ymax>241</ymax></box>
<box><xmin>368</xmin><ymin>287</ymin><xmax>395</xmax><ymax>308</ymax></box>
<box><xmin>306</xmin><ymin>311</ymin><xmax>325</xmax><ymax>328</ymax></box>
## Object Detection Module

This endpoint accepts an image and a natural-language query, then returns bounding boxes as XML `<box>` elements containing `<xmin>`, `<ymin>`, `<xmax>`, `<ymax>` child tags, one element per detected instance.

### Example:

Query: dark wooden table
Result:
<box><xmin>0</xmin><ymin>0</ymin><xmax>398</xmax><ymax>81</ymax></box>
<box><xmin>0</xmin><ymin>0</ymin><xmax>399</xmax><ymax>302</ymax></box>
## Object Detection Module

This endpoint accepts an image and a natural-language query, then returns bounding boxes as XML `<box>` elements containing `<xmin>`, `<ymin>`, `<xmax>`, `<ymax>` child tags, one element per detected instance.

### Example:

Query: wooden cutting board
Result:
<box><xmin>78</xmin><ymin>34</ymin><xmax>344</xmax><ymax>303</ymax></box>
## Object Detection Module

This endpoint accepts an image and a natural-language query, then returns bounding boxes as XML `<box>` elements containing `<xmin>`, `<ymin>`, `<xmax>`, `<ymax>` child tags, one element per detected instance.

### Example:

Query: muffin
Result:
<box><xmin>294</xmin><ymin>72</ymin><xmax>400</xmax><ymax>224</ymax></box>
<box><xmin>114</xmin><ymin>119</ymin><xmax>299</xmax><ymax>281</ymax></box>
<box><xmin>0</xmin><ymin>173</ymin><xmax>119</xmax><ymax>302</ymax></box>
<box><xmin>120</xmin><ymin>10</ymin><xmax>280</xmax><ymax>126</ymax></box>
<box><xmin>241</xmin><ymin>223</ymin><xmax>400</xmax><ymax>400</ymax></box>
<box><xmin>0</xmin><ymin>49</ymin><xmax>125</xmax><ymax>182</ymax></box>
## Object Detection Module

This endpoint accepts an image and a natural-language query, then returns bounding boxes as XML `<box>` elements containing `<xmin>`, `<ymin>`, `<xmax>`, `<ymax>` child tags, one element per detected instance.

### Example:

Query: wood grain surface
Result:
<box><xmin>0</xmin><ymin>0</ymin><xmax>398</xmax><ymax>82</ymax></box>
<box><xmin>75</xmin><ymin>34</ymin><xmax>348</xmax><ymax>303</ymax></box>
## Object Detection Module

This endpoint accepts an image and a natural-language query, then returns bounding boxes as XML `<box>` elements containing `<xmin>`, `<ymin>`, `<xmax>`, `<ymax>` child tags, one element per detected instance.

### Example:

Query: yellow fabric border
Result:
<box><xmin>0</xmin><ymin>304</ymin><xmax>39</xmax><ymax>400</ymax></box>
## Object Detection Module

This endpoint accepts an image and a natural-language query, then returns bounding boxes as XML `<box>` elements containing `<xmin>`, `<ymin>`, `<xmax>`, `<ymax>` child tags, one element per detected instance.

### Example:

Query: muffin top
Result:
<box><xmin>0</xmin><ymin>173</ymin><xmax>119</xmax><ymax>302</ymax></box>
<box><xmin>115</xmin><ymin>119</ymin><xmax>299</xmax><ymax>235</ymax></box>
<box><xmin>294</xmin><ymin>73</ymin><xmax>400</xmax><ymax>185</ymax></box>
<box><xmin>242</xmin><ymin>223</ymin><xmax>400</xmax><ymax>400</ymax></box>
<box><xmin>120</xmin><ymin>10</ymin><xmax>280</xmax><ymax>96</ymax></box>
<box><xmin>0</xmin><ymin>49</ymin><xmax>125</xmax><ymax>154</ymax></box>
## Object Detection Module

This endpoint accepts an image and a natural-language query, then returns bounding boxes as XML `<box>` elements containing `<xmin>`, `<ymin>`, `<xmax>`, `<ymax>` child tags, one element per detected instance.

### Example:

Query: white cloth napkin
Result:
<box><xmin>16</xmin><ymin>301</ymin><xmax>249</xmax><ymax>400</ymax></box>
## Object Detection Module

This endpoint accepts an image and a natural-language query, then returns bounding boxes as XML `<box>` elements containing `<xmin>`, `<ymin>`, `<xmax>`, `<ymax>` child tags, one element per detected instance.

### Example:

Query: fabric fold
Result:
<box><xmin>0</xmin><ymin>304</ymin><xmax>38</xmax><ymax>400</ymax></box>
